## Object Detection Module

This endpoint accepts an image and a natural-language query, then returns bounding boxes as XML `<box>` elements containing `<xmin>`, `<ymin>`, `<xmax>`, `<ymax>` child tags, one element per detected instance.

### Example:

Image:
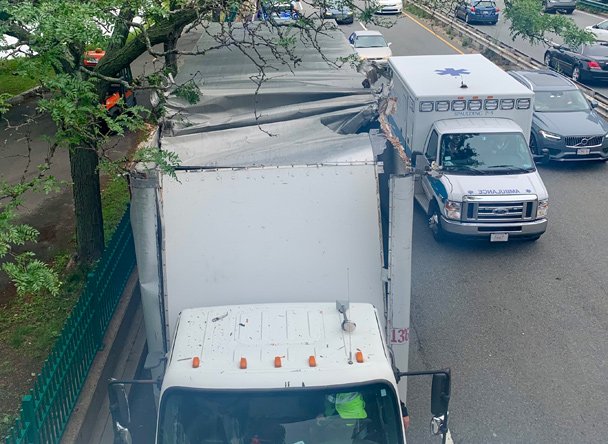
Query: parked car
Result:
<box><xmin>509</xmin><ymin>69</ymin><xmax>608</xmax><ymax>161</ymax></box>
<box><xmin>348</xmin><ymin>30</ymin><xmax>392</xmax><ymax>64</ymax></box>
<box><xmin>544</xmin><ymin>42</ymin><xmax>608</xmax><ymax>83</ymax></box>
<box><xmin>586</xmin><ymin>19</ymin><xmax>608</xmax><ymax>42</ymax></box>
<box><xmin>543</xmin><ymin>0</ymin><xmax>576</xmax><ymax>14</ymax></box>
<box><xmin>374</xmin><ymin>0</ymin><xmax>403</xmax><ymax>14</ymax></box>
<box><xmin>320</xmin><ymin>0</ymin><xmax>354</xmax><ymax>24</ymax></box>
<box><xmin>258</xmin><ymin>1</ymin><xmax>299</xmax><ymax>23</ymax></box>
<box><xmin>454</xmin><ymin>0</ymin><xmax>499</xmax><ymax>25</ymax></box>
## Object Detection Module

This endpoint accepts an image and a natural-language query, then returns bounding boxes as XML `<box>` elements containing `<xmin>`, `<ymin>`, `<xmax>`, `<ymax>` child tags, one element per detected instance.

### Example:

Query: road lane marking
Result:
<box><xmin>359</xmin><ymin>21</ymin><xmax>368</xmax><ymax>31</ymax></box>
<box><xmin>402</xmin><ymin>12</ymin><xmax>464</xmax><ymax>54</ymax></box>
<box><xmin>446</xmin><ymin>429</ymin><xmax>454</xmax><ymax>444</ymax></box>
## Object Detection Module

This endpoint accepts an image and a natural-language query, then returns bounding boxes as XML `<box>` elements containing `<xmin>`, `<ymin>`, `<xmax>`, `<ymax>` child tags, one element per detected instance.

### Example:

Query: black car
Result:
<box><xmin>320</xmin><ymin>0</ymin><xmax>354</xmax><ymax>24</ymax></box>
<box><xmin>508</xmin><ymin>69</ymin><xmax>608</xmax><ymax>161</ymax></box>
<box><xmin>544</xmin><ymin>43</ymin><xmax>608</xmax><ymax>84</ymax></box>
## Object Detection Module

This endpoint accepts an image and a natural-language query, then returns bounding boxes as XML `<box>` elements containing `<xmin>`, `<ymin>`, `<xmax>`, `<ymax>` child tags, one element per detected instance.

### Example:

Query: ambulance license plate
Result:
<box><xmin>490</xmin><ymin>233</ymin><xmax>509</xmax><ymax>242</ymax></box>
<box><xmin>577</xmin><ymin>148</ymin><xmax>590</xmax><ymax>155</ymax></box>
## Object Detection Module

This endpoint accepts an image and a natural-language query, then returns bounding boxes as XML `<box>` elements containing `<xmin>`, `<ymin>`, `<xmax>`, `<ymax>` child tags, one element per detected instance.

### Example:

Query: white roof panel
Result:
<box><xmin>164</xmin><ymin>303</ymin><xmax>394</xmax><ymax>390</ymax></box>
<box><xmin>389</xmin><ymin>54</ymin><xmax>533</xmax><ymax>98</ymax></box>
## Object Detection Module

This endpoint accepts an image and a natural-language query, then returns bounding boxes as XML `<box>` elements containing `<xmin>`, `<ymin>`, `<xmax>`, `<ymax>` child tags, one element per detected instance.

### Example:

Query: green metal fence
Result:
<box><xmin>4</xmin><ymin>207</ymin><xmax>136</xmax><ymax>444</ymax></box>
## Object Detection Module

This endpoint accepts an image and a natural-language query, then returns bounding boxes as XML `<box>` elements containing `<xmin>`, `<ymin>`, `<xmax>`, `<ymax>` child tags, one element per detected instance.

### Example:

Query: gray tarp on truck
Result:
<box><xmin>160</xmin><ymin>22</ymin><xmax>378</xmax><ymax>165</ymax></box>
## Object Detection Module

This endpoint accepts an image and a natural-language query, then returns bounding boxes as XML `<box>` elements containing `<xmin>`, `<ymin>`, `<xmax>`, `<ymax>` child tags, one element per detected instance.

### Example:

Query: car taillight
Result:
<box><xmin>470</xmin><ymin>6</ymin><xmax>475</xmax><ymax>11</ymax></box>
<box><xmin>495</xmin><ymin>8</ymin><xmax>500</xmax><ymax>12</ymax></box>
<box><xmin>588</xmin><ymin>61</ymin><xmax>601</xmax><ymax>70</ymax></box>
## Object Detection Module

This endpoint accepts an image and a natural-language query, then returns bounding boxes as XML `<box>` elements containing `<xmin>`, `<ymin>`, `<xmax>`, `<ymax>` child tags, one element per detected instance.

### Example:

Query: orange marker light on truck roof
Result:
<box><xmin>274</xmin><ymin>356</ymin><xmax>282</xmax><ymax>368</ymax></box>
<box><xmin>192</xmin><ymin>356</ymin><xmax>200</xmax><ymax>368</ymax></box>
<box><xmin>309</xmin><ymin>356</ymin><xmax>317</xmax><ymax>367</ymax></box>
<box><xmin>356</xmin><ymin>351</ymin><xmax>364</xmax><ymax>363</ymax></box>
<box><xmin>240</xmin><ymin>357</ymin><xmax>247</xmax><ymax>369</ymax></box>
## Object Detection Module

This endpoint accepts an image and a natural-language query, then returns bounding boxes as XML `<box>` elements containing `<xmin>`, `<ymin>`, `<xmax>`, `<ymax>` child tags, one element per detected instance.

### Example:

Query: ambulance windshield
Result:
<box><xmin>158</xmin><ymin>382</ymin><xmax>404</xmax><ymax>444</ymax></box>
<box><xmin>440</xmin><ymin>132</ymin><xmax>535</xmax><ymax>174</ymax></box>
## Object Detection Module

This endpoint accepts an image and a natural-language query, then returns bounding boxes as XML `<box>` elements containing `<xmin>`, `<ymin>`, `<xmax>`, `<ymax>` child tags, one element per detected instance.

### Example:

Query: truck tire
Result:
<box><xmin>429</xmin><ymin>202</ymin><xmax>447</xmax><ymax>242</ymax></box>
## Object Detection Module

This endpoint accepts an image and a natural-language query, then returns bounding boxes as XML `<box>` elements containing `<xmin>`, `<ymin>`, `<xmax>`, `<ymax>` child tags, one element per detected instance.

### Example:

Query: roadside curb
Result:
<box><xmin>60</xmin><ymin>271</ymin><xmax>144</xmax><ymax>444</ymax></box>
<box><xmin>6</xmin><ymin>86</ymin><xmax>43</xmax><ymax>105</ymax></box>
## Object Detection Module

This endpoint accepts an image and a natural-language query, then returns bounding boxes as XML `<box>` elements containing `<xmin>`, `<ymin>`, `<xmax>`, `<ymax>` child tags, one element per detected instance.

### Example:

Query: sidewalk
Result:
<box><xmin>60</xmin><ymin>271</ymin><xmax>148</xmax><ymax>444</ymax></box>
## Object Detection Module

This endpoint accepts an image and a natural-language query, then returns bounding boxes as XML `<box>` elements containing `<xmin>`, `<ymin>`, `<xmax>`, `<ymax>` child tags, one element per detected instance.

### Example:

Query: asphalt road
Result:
<box><xmin>347</xmin><ymin>10</ymin><xmax>608</xmax><ymax>444</ymax></box>
<box><xmin>121</xmin><ymin>14</ymin><xmax>608</xmax><ymax>444</ymax></box>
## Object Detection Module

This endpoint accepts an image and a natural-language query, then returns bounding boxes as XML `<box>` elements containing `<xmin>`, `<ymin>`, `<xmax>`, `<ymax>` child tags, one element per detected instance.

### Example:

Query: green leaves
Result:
<box><xmin>132</xmin><ymin>145</ymin><xmax>181</xmax><ymax>180</ymax></box>
<box><xmin>2</xmin><ymin>253</ymin><xmax>61</xmax><ymax>296</ymax></box>
<box><xmin>504</xmin><ymin>0</ymin><xmax>595</xmax><ymax>48</ymax></box>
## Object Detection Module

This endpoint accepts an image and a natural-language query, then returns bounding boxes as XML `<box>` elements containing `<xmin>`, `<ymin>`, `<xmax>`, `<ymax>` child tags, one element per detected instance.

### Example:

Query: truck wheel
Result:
<box><xmin>429</xmin><ymin>202</ymin><xmax>446</xmax><ymax>242</ymax></box>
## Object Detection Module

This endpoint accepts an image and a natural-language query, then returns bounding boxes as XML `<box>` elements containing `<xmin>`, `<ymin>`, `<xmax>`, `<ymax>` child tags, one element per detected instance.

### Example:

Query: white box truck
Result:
<box><xmin>108</xmin><ymin>24</ymin><xmax>452</xmax><ymax>444</ymax></box>
<box><xmin>387</xmin><ymin>54</ymin><xmax>549</xmax><ymax>242</ymax></box>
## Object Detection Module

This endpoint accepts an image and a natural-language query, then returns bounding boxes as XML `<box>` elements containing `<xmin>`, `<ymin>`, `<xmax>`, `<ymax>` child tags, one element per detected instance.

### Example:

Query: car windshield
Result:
<box><xmin>440</xmin><ymin>133</ymin><xmax>535</xmax><ymax>174</ymax></box>
<box><xmin>355</xmin><ymin>36</ymin><xmax>387</xmax><ymax>48</ymax></box>
<box><xmin>473</xmin><ymin>1</ymin><xmax>496</xmax><ymax>7</ymax></box>
<box><xmin>158</xmin><ymin>383</ymin><xmax>404</xmax><ymax>444</ymax></box>
<box><xmin>327</xmin><ymin>0</ymin><xmax>349</xmax><ymax>9</ymax></box>
<box><xmin>534</xmin><ymin>90</ymin><xmax>589</xmax><ymax>112</ymax></box>
<box><xmin>582</xmin><ymin>45</ymin><xmax>608</xmax><ymax>57</ymax></box>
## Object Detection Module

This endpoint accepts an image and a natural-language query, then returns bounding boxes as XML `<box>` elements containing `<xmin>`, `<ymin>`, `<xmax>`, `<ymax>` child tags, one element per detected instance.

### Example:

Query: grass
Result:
<box><xmin>404</xmin><ymin>3</ymin><xmax>432</xmax><ymax>19</ymax></box>
<box><xmin>0</xmin><ymin>59</ymin><xmax>40</xmax><ymax>96</ymax></box>
<box><xmin>0</xmin><ymin>176</ymin><xmax>130</xmax><ymax>438</ymax></box>
<box><xmin>101</xmin><ymin>176</ymin><xmax>130</xmax><ymax>242</ymax></box>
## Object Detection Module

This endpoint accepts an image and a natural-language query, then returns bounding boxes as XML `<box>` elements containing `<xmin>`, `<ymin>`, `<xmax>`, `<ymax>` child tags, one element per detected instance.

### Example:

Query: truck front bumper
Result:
<box><xmin>441</xmin><ymin>216</ymin><xmax>548</xmax><ymax>239</ymax></box>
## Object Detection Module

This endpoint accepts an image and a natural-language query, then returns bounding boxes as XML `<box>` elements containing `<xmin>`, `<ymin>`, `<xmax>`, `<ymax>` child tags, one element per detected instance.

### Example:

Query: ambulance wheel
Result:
<box><xmin>429</xmin><ymin>202</ymin><xmax>447</xmax><ymax>242</ymax></box>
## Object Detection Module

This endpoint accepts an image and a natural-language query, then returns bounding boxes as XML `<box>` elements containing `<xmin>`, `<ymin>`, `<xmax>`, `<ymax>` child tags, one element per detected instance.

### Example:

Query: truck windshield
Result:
<box><xmin>158</xmin><ymin>382</ymin><xmax>404</xmax><ymax>444</ymax></box>
<box><xmin>440</xmin><ymin>132</ymin><xmax>535</xmax><ymax>174</ymax></box>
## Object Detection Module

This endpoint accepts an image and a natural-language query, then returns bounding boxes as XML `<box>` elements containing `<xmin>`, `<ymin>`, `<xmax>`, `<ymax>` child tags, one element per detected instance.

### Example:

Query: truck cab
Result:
<box><xmin>158</xmin><ymin>303</ymin><xmax>406</xmax><ymax>444</ymax></box>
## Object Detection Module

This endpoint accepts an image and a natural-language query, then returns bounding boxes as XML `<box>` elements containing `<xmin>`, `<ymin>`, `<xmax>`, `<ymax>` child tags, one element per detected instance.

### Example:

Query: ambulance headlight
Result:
<box><xmin>537</xmin><ymin>199</ymin><xmax>549</xmax><ymax>218</ymax></box>
<box><xmin>444</xmin><ymin>200</ymin><xmax>461</xmax><ymax>220</ymax></box>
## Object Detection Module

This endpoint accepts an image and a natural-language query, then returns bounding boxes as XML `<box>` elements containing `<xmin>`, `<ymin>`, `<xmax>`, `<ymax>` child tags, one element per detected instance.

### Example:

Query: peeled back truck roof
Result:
<box><xmin>389</xmin><ymin>54</ymin><xmax>533</xmax><ymax>99</ymax></box>
<box><xmin>162</xmin><ymin>303</ymin><xmax>394</xmax><ymax>391</ymax></box>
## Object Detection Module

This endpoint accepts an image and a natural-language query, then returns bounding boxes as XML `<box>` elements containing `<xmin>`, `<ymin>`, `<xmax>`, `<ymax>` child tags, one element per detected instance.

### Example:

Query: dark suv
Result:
<box><xmin>508</xmin><ymin>69</ymin><xmax>608</xmax><ymax>161</ymax></box>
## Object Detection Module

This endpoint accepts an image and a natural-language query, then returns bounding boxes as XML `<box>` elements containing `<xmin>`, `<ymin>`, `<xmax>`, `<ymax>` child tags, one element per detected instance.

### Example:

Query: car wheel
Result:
<box><xmin>544</xmin><ymin>52</ymin><xmax>552</xmax><ymax>68</ymax></box>
<box><xmin>465</xmin><ymin>14</ymin><xmax>470</xmax><ymax>24</ymax></box>
<box><xmin>428</xmin><ymin>202</ymin><xmax>447</xmax><ymax>243</ymax></box>
<box><xmin>572</xmin><ymin>65</ymin><xmax>581</xmax><ymax>82</ymax></box>
<box><xmin>566</xmin><ymin>9</ymin><xmax>573</xmax><ymax>14</ymax></box>
<box><xmin>491</xmin><ymin>21</ymin><xmax>497</xmax><ymax>25</ymax></box>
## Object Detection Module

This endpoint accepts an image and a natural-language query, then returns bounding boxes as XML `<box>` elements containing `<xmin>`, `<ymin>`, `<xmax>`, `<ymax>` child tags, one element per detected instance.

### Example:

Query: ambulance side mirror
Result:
<box><xmin>413</xmin><ymin>152</ymin><xmax>430</xmax><ymax>174</ymax></box>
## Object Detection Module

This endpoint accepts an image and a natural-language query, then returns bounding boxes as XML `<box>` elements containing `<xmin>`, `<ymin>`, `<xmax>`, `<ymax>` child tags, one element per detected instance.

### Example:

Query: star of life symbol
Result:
<box><xmin>435</xmin><ymin>67</ymin><xmax>470</xmax><ymax>76</ymax></box>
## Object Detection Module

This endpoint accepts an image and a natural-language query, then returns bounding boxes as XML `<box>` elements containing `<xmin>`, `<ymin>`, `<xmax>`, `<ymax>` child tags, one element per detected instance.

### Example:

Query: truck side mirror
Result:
<box><xmin>430</xmin><ymin>372</ymin><xmax>451</xmax><ymax>417</ymax></box>
<box><xmin>108</xmin><ymin>381</ymin><xmax>132</xmax><ymax>443</ymax></box>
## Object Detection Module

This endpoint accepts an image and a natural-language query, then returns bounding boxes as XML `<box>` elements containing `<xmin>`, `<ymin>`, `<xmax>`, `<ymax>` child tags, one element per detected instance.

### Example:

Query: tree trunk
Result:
<box><xmin>69</xmin><ymin>146</ymin><xmax>105</xmax><ymax>263</ymax></box>
<box><xmin>164</xmin><ymin>33</ymin><xmax>179</xmax><ymax>76</ymax></box>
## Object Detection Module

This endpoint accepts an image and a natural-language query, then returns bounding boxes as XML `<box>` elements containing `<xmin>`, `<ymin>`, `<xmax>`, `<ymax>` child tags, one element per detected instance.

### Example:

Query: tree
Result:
<box><xmin>503</xmin><ymin>0</ymin><xmax>594</xmax><ymax>48</ymax></box>
<box><xmin>0</xmin><ymin>0</ymin><xmax>385</xmax><ymax>294</ymax></box>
